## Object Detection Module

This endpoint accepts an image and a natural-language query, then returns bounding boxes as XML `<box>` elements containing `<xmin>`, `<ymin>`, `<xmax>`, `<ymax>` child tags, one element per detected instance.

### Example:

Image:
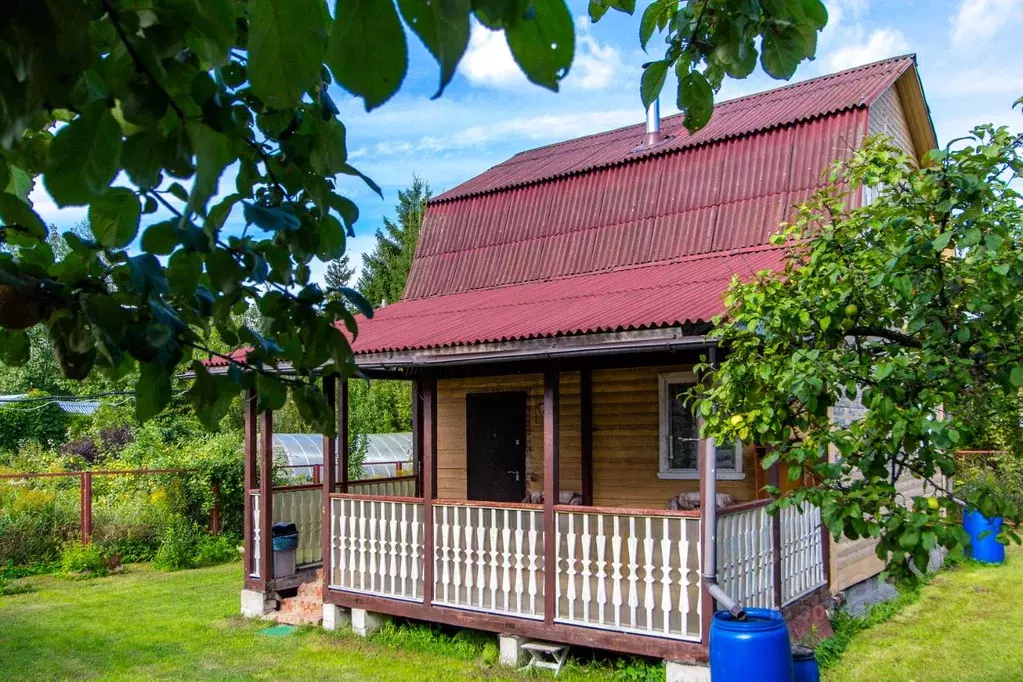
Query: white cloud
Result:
<box><xmin>825</xmin><ymin>28</ymin><xmax>910</xmax><ymax>71</ymax></box>
<box><xmin>460</xmin><ymin>23</ymin><xmax>530</xmax><ymax>90</ymax></box>
<box><xmin>950</xmin><ymin>0</ymin><xmax>1023</xmax><ymax>48</ymax></box>
<box><xmin>460</xmin><ymin>18</ymin><xmax>627</xmax><ymax>92</ymax></box>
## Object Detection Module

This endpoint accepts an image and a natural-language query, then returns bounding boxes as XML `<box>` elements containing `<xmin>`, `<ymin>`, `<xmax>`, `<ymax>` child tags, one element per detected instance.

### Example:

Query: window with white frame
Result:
<box><xmin>657</xmin><ymin>372</ymin><xmax>744</xmax><ymax>480</ymax></box>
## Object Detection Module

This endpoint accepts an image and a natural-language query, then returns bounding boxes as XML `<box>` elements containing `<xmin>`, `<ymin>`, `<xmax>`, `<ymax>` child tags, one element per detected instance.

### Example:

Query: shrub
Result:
<box><xmin>60</xmin><ymin>437</ymin><xmax>101</xmax><ymax>465</ymax></box>
<box><xmin>153</xmin><ymin>516</ymin><xmax>239</xmax><ymax>571</ymax></box>
<box><xmin>59</xmin><ymin>542</ymin><xmax>109</xmax><ymax>578</ymax></box>
<box><xmin>153</xmin><ymin>517</ymin><xmax>198</xmax><ymax>571</ymax></box>
<box><xmin>194</xmin><ymin>533</ymin><xmax>240</xmax><ymax>567</ymax></box>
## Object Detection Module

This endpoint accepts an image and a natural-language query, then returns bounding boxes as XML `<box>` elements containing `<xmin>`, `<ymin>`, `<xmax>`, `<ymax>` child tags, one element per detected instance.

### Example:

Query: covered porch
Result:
<box><xmin>240</xmin><ymin>340</ymin><xmax>829</xmax><ymax>663</ymax></box>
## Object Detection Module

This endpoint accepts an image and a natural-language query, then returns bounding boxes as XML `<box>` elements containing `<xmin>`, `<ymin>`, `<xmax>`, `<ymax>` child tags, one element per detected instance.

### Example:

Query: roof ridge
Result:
<box><xmin>430</xmin><ymin>55</ymin><xmax>914</xmax><ymax>205</ymax></box>
<box><xmin>503</xmin><ymin>53</ymin><xmax>915</xmax><ymax>162</ymax></box>
<box><xmin>400</xmin><ymin>243</ymin><xmax>784</xmax><ymax>304</ymax></box>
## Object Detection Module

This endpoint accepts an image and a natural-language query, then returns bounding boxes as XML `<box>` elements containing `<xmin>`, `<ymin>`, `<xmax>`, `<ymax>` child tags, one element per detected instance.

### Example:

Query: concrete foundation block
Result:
<box><xmin>665</xmin><ymin>660</ymin><xmax>710</xmax><ymax>682</ymax></box>
<box><xmin>240</xmin><ymin>589</ymin><xmax>273</xmax><ymax>618</ymax></box>
<box><xmin>351</xmin><ymin>608</ymin><xmax>389</xmax><ymax>637</ymax></box>
<box><xmin>322</xmin><ymin>603</ymin><xmax>351</xmax><ymax>631</ymax></box>
<box><xmin>498</xmin><ymin>634</ymin><xmax>526</xmax><ymax>667</ymax></box>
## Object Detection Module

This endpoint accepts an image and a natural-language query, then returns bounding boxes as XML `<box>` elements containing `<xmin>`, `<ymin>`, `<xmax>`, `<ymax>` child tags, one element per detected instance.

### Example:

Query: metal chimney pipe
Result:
<box><xmin>645</xmin><ymin>98</ymin><xmax>663</xmax><ymax>146</ymax></box>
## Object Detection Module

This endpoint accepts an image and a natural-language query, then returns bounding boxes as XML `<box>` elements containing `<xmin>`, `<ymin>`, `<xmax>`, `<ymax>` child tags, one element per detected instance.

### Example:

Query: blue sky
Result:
<box><xmin>31</xmin><ymin>0</ymin><xmax>1023</xmax><ymax>285</ymax></box>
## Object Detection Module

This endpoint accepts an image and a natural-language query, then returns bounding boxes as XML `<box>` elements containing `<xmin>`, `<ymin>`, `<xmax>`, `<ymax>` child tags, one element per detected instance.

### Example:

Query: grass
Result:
<box><xmin>823</xmin><ymin>543</ymin><xmax>1023</xmax><ymax>682</ymax></box>
<box><xmin>0</xmin><ymin>561</ymin><xmax>661</xmax><ymax>681</ymax></box>
<box><xmin>4</xmin><ymin>547</ymin><xmax>1022</xmax><ymax>681</ymax></box>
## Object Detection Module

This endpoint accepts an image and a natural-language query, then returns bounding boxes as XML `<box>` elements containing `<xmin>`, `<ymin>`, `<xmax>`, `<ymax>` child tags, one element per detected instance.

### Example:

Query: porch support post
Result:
<box><xmin>259</xmin><ymin>405</ymin><xmax>274</xmax><ymax>582</ymax></box>
<box><xmin>412</xmin><ymin>379</ymin><xmax>425</xmax><ymax>497</ymax></box>
<box><xmin>421</xmin><ymin>377</ymin><xmax>438</xmax><ymax>607</ymax></box>
<box><xmin>580</xmin><ymin>369</ymin><xmax>593</xmax><ymax>506</ymax></box>
<box><xmin>698</xmin><ymin>435</ymin><xmax>713</xmax><ymax>645</ymax></box>
<box><xmin>322</xmin><ymin>374</ymin><xmax>338</xmax><ymax>582</ymax></box>
<box><xmin>338</xmin><ymin>378</ymin><xmax>349</xmax><ymax>492</ymax></box>
<box><xmin>543</xmin><ymin>368</ymin><xmax>560</xmax><ymax>626</ymax></box>
<box><xmin>243</xmin><ymin>388</ymin><xmax>258</xmax><ymax>579</ymax></box>
<box><xmin>767</xmin><ymin>457</ymin><xmax>783</xmax><ymax>609</ymax></box>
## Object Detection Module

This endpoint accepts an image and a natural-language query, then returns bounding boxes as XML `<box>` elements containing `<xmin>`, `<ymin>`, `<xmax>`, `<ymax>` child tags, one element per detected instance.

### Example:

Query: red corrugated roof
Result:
<box><xmin>351</xmin><ymin>246</ymin><xmax>785</xmax><ymax>354</ymax></box>
<box><xmin>202</xmin><ymin>57</ymin><xmax>922</xmax><ymax>365</ymax></box>
<box><xmin>432</xmin><ymin>56</ymin><xmax>913</xmax><ymax>203</ymax></box>
<box><xmin>406</xmin><ymin>108</ymin><xmax>866</xmax><ymax>299</ymax></box>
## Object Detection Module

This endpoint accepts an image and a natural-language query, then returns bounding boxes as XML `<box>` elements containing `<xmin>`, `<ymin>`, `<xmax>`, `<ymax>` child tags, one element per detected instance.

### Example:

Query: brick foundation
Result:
<box><xmin>782</xmin><ymin>587</ymin><xmax>834</xmax><ymax>644</ymax></box>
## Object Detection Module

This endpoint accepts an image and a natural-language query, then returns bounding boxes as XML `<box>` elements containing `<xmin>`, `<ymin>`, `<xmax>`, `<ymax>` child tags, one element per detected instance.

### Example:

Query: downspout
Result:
<box><xmin>702</xmin><ymin>346</ymin><xmax>745</xmax><ymax>618</ymax></box>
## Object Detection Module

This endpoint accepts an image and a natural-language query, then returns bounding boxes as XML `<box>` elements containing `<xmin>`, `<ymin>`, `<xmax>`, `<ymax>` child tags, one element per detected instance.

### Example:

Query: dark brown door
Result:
<box><xmin>466</xmin><ymin>392</ymin><xmax>527</xmax><ymax>502</ymax></box>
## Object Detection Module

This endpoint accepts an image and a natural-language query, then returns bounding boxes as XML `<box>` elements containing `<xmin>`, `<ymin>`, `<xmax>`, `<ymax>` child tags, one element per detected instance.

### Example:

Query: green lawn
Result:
<box><xmin>824</xmin><ymin>543</ymin><xmax>1023</xmax><ymax>682</ymax></box>
<box><xmin>0</xmin><ymin>562</ymin><xmax>654</xmax><ymax>681</ymax></box>
<box><xmin>3</xmin><ymin>548</ymin><xmax>1021</xmax><ymax>681</ymax></box>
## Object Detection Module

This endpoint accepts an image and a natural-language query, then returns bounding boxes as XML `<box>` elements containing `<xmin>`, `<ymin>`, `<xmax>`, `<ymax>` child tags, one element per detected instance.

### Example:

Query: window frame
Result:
<box><xmin>656</xmin><ymin>371</ymin><xmax>745</xmax><ymax>481</ymax></box>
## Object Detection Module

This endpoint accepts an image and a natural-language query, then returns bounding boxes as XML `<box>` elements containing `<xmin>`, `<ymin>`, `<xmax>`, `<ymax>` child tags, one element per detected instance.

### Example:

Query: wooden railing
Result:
<box><xmin>273</xmin><ymin>485</ymin><xmax>322</xmax><ymax>566</ymax></box>
<box><xmin>779</xmin><ymin>504</ymin><xmax>826</xmax><ymax>605</ymax></box>
<box><xmin>717</xmin><ymin>500</ymin><xmax>775</xmax><ymax>609</ymax></box>
<box><xmin>249</xmin><ymin>491</ymin><xmax>261</xmax><ymax>578</ymax></box>
<box><xmin>325</xmin><ymin>492</ymin><xmax>826</xmax><ymax>641</ymax></box>
<box><xmin>432</xmin><ymin>501</ymin><xmax>545</xmax><ymax>619</ymax></box>
<box><xmin>555</xmin><ymin>506</ymin><xmax>702</xmax><ymax>641</ymax></box>
<box><xmin>329</xmin><ymin>494</ymin><xmax>425</xmax><ymax>602</ymax></box>
<box><xmin>347</xmin><ymin>475</ymin><xmax>416</xmax><ymax>497</ymax></box>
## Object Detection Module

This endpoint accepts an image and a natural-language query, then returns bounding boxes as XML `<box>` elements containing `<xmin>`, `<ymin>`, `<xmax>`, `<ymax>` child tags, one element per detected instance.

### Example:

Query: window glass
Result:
<box><xmin>668</xmin><ymin>382</ymin><xmax>699</xmax><ymax>470</ymax></box>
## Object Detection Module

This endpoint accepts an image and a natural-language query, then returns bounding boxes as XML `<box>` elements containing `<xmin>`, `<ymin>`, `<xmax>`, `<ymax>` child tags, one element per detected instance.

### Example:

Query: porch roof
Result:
<box><xmin>346</xmin><ymin>245</ymin><xmax>784</xmax><ymax>354</ymax></box>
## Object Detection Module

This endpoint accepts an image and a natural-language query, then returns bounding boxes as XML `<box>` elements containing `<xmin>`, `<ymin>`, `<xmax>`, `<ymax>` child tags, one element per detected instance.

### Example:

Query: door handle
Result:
<box><xmin>506</xmin><ymin>470</ymin><xmax>520</xmax><ymax>482</ymax></box>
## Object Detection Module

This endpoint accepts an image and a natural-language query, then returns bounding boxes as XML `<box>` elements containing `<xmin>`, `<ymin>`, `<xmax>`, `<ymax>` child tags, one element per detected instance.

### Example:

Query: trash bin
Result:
<box><xmin>272</xmin><ymin>522</ymin><xmax>299</xmax><ymax>577</ymax></box>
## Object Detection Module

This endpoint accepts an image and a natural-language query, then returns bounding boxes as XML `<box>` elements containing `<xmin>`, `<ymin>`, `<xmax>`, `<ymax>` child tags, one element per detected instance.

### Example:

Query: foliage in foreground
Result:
<box><xmin>696</xmin><ymin>118</ymin><xmax>1023</xmax><ymax>583</ymax></box>
<box><xmin>0</xmin><ymin>1</ymin><xmax>831</xmax><ymax>435</ymax></box>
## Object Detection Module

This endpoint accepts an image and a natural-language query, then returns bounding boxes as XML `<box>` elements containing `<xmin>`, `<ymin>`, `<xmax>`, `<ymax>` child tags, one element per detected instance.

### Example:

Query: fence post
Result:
<box><xmin>80</xmin><ymin>472</ymin><xmax>93</xmax><ymax>544</ymax></box>
<box><xmin>210</xmin><ymin>479</ymin><xmax>222</xmax><ymax>535</ymax></box>
<box><xmin>312</xmin><ymin>464</ymin><xmax>321</xmax><ymax>486</ymax></box>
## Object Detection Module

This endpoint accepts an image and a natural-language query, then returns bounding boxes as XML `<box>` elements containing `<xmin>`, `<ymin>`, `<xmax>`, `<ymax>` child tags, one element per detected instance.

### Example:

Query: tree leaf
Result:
<box><xmin>248</xmin><ymin>0</ymin><xmax>328</xmax><ymax>108</ymax></box>
<box><xmin>243</xmin><ymin>202</ymin><xmax>300</xmax><ymax>231</ymax></box>
<box><xmin>1011</xmin><ymin>366</ymin><xmax>1023</xmax><ymax>387</ymax></box>
<box><xmin>505</xmin><ymin>0</ymin><xmax>575</xmax><ymax>92</ymax></box>
<box><xmin>136</xmin><ymin>361</ymin><xmax>172</xmax><ymax>422</ymax></box>
<box><xmin>341</xmin><ymin>286</ymin><xmax>374</xmax><ymax>318</ymax></box>
<box><xmin>338</xmin><ymin>163</ymin><xmax>383</xmax><ymax>199</ymax></box>
<box><xmin>640</xmin><ymin>59</ymin><xmax>669</xmax><ymax>109</ymax></box>
<box><xmin>760</xmin><ymin>27</ymin><xmax>805</xmax><ymax>80</ymax></box>
<box><xmin>0</xmin><ymin>329</ymin><xmax>31</xmax><ymax>366</ymax></box>
<box><xmin>122</xmin><ymin>130</ymin><xmax>164</xmax><ymax>190</ymax></box>
<box><xmin>89</xmin><ymin>188</ymin><xmax>141</xmax><ymax>248</ymax></box>
<box><xmin>328</xmin><ymin>0</ymin><xmax>408</xmax><ymax>111</ymax></box>
<box><xmin>801</xmin><ymin>0</ymin><xmax>828</xmax><ymax>29</ymax></box>
<box><xmin>317</xmin><ymin>215</ymin><xmax>346</xmax><ymax>260</ymax></box>
<box><xmin>678</xmin><ymin>70</ymin><xmax>714</xmax><ymax>133</ymax></box>
<box><xmin>43</xmin><ymin>102</ymin><xmax>122</xmax><ymax>207</ymax></box>
<box><xmin>397</xmin><ymin>0</ymin><xmax>471</xmax><ymax>98</ymax></box>
<box><xmin>0</xmin><ymin>193</ymin><xmax>47</xmax><ymax>243</ymax></box>
<box><xmin>141</xmin><ymin>221</ymin><xmax>179</xmax><ymax>255</ymax></box>
<box><xmin>187</xmin><ymin>122</ymin><xmax>236</xmax><ymax>215</ymax></box>
<box><xmin>639</xmin><ymin>2</ymin><xmax>660</xmax><ymax>50</ymax></box>
<box><xmin>589</xmin><ymin>0</ymin><xmax>610</xmax><ymax>22</ymax></box>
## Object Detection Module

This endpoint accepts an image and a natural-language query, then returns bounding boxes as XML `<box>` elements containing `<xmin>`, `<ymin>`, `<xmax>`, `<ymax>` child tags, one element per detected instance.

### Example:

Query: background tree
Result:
<box><xmin>0</xmin><ymin>1</ymin><xmax>830</xmax><ymax>432</ymax></box>
<box><xmin>324</xmin><ymin>254</ymin><xmax>355</xmax><ymax>304</ymax></box>
<box><xmin>694</xmin><ymin>118</ymin><xmax>1023</xmax><ymax>582</ymax></box>
<box><xmin>358</xmin><ymin>177</ymin><xmax>430</xmax><ymax>307</ymax></box>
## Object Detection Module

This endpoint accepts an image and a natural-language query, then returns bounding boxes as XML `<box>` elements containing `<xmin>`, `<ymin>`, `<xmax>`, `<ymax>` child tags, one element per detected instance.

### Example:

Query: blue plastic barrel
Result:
<box><xmin>963</xmin><ymin>509</ymin><xmax>1005</xmax><ymax>564</ymax></box>
<box><xmin>710</xmin><ymin>608</ymin><xmax>793</xmax><ymax>682</ymax></box>
<box><xmin>792</xmin><ymin>645</ymin><xmax>820</xmax><ymax>682</ymax></box>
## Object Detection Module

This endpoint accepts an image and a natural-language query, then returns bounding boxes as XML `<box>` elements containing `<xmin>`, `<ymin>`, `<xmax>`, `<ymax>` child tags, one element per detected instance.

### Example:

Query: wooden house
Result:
<box><xmin>220</xmin><ymin>55</ymin><xmax>937</xmax><ymax>670</ymax></box>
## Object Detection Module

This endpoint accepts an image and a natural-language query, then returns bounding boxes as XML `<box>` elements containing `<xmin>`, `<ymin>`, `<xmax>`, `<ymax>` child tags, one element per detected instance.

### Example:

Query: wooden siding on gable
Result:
<box><xmin>435</xmin><ymin>366</ymin><xmax>759</xmax><ymax>507</ymax></box>
<box><xmin>868</xmin><ymin>85</ymin><xmax>915</xmax><ymax>155</ymax></box>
